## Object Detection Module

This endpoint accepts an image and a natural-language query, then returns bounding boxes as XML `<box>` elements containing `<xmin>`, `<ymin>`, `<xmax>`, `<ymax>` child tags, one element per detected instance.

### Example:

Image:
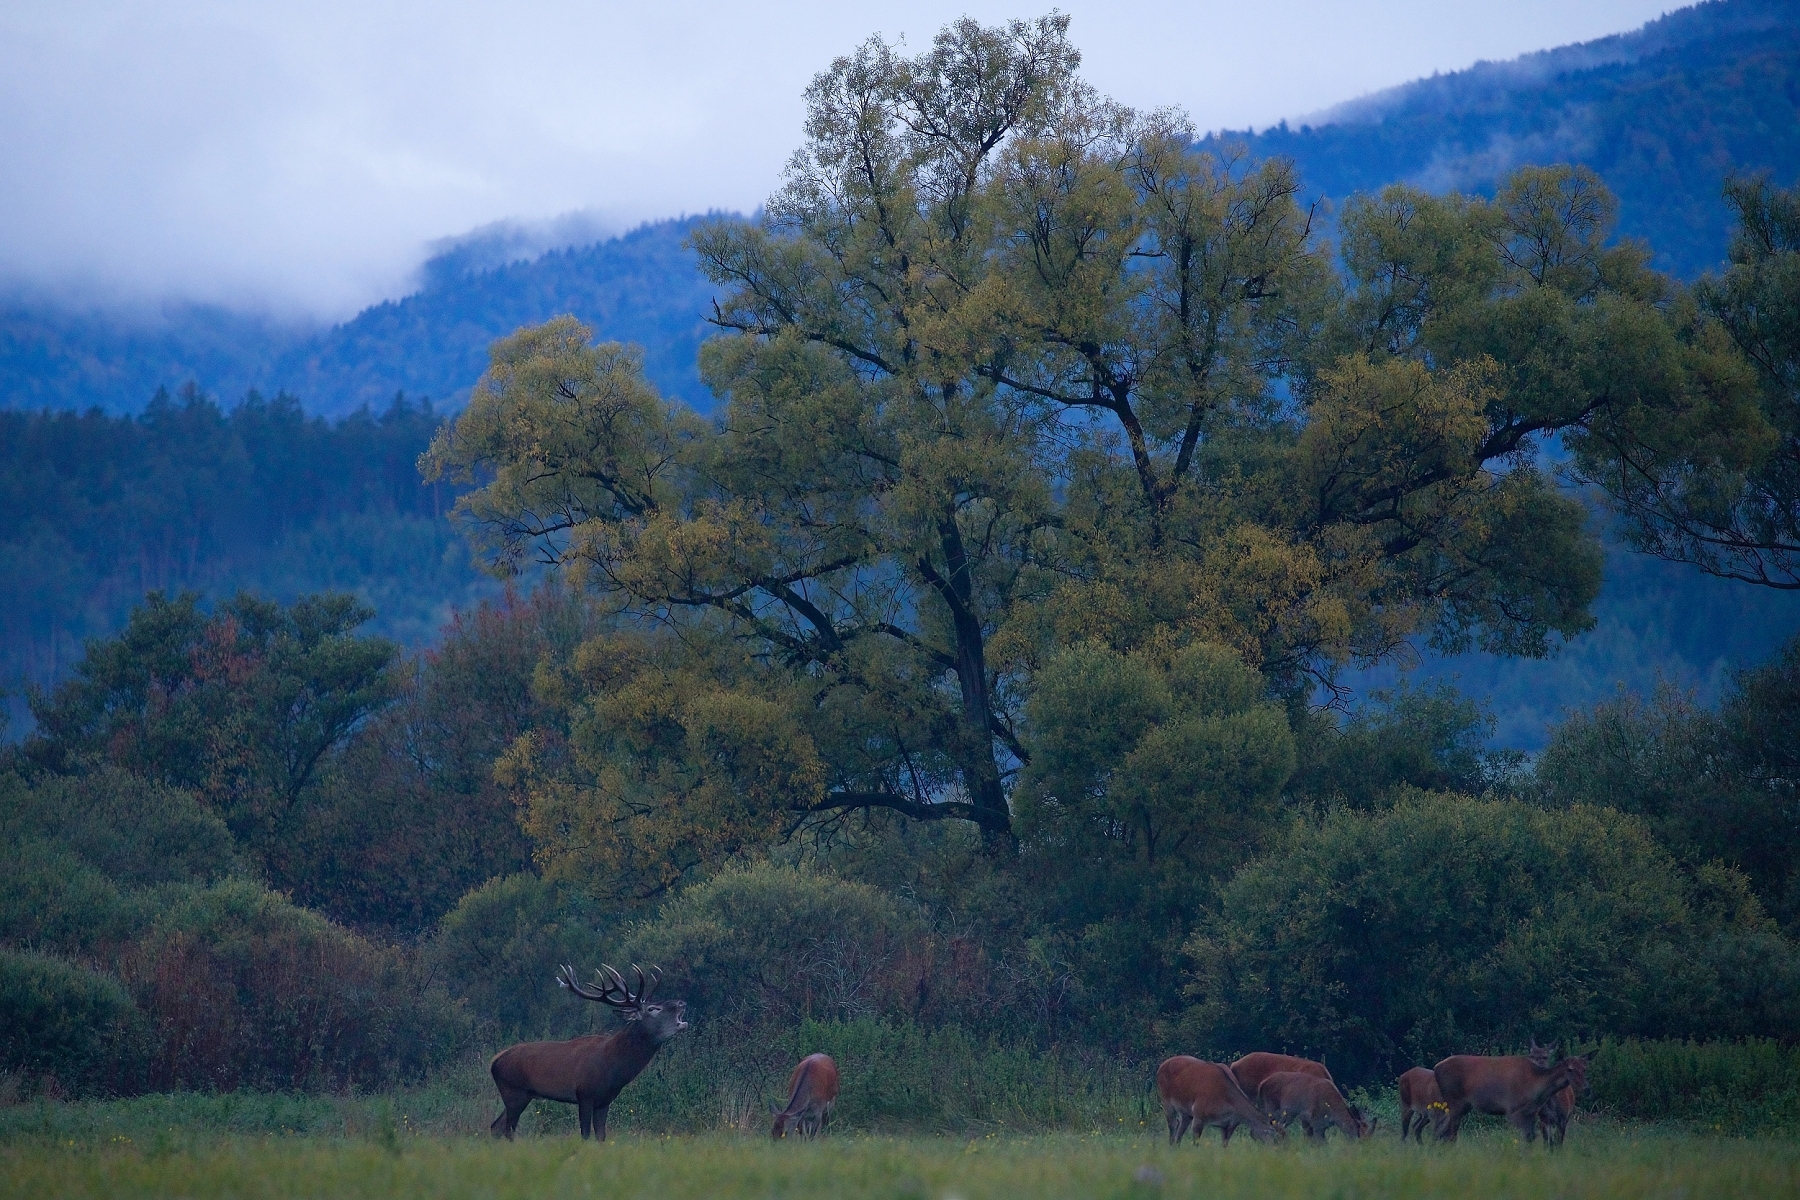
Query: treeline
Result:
<box><xmin>2</xmin><ymin>584</ymin><xmax>1796</xmax><ymax>1097</ymax></box>
<box><xmin>0</xmin><ymin>388</ymin><xmax>493</xmax><ymax>707</ymax></box>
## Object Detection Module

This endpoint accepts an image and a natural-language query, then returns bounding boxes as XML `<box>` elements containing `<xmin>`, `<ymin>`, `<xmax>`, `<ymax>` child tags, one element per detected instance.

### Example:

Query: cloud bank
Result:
<box><xmin>0</xmin><ymin>0</ymin><xmax>1677</xmax><ymax>317</ymax></box>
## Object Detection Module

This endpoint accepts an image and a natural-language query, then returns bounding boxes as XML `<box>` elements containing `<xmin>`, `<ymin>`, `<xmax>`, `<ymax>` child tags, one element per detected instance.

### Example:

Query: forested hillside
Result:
<box><xmin>276</xmin><ymin>215</ymin><xmax>723</xmax><ymax>417</ymax></box>
<box><xmin>0</xmin><ymin>216</ymin><xmax>723</xmax><ymax>419</ymax></box>
<box><xmin>1222</xmin><ymin>0</ymin><xmax>1800</xmax><ymax>277</ymax></box>
<box><xmin>5</xmin><ymin>1</ymin><xmax>1797</xmax><ymax>419</ymax></box>
<box><xmin>0</xmin><ymin>390</ymin><xmax>496</xmax><ymax>730</ymax></box>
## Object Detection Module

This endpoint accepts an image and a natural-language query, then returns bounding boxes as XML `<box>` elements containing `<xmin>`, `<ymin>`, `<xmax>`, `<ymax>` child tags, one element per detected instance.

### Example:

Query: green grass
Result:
<box><xmin>1</xmin><ymin>1127</ymin><xmax>1796</xmax><ymax>1200</ymax></box>
<box><xmin>4</xmin><ymin>1053</ymin><xmax>1798</xmax><ymax>1200</ymax></box>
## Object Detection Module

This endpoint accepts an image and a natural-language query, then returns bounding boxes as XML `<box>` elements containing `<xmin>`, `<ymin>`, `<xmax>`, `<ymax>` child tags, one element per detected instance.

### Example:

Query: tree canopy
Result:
<box><xmin>423</xmin><ymin>15</ymin><xmax>1732</xmax><ymax>887</ymax></box>
<box><xmin>1574</xmin><ymin>174</ymin><xmax>1800</xmax><ymax>588</ymax></box>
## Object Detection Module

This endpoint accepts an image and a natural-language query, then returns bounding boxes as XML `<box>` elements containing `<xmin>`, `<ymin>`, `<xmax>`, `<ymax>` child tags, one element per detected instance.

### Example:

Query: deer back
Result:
<box><xmin>781</xmin><ymin>1053</ymin><xmax>840</xmax><ymax>1111</ymax></box>
<box><xmin>1228</xmin><ymin>1051</ymin><xmax>1332</xmax><ymax>1096</ymax></box>
<box><xmin>1434</xmin><ymin>1054</ymin><xmax>1585</xmax><ymax>1117</ymax></box>
<box><xmin>1397</xmin><ymin>1066</ymin><xmax>1441</xmax><ymax>1109</ymax></box>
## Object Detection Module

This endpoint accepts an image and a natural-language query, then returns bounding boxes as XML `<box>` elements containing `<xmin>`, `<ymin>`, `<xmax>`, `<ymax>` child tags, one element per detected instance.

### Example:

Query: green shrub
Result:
<box><xmin>125</xmin><ymin>880</ymin><xmax>470</xmax><ymax>1091</ymax></box>
<box><xmin>0</xmin><ymin>840</ymin><xmax>142</xmax><ymax>955</ymax></box>
<box><xmin>618</xmin><ymin>863</ymin><xmax>923</xmax><ymax>1031</ymax></box>
<box><xmin>0</xmin><ymin>948</ymin><xmax>147</xmax><ymax>1095</ymax></box>
<box><xmin>1590</xmin><ymin>1037</ymin><xmax>1800</xmax><ymax>1126</ymax></box>
<box><xmin>1180</xmin><ymin>792</ymin><xmax>1800</xmax><ymax>1083</ymax></box>
<box><xmin>427</xmin><ymin>873</ymin><xmax>612</xmax><ymax>1040</ymax></box>
<box><xmin>0</xmin><ymin>768</ymin><xmax>240</xmax><ymax>890</ymax></box>
<box><xmin>1534</xmin><ymin>650</ymin><xmax>1800</xmax><ymax>934</ymax></box>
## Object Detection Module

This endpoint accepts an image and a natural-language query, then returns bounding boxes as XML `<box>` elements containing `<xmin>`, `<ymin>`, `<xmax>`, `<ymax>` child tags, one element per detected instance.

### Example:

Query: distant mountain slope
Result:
<box><xmin>1217</xmin><ymin>0</ymin><xmax>1800</xmax><ymax>277</ymax></box>
<box><xmin>0</xmin><ymin>299</ymin><xmax>311</xmax><ymax>415</ymax></box>
<box><xmin>273</xmin><ymin>214</ymin><xmax>726</xmax><ymax>417</ymax></box>
<box><xmin>0</xmin><ymin>215</ymin><xmax>724</xmax><ymax>417</ymax></box>
<box><xmin>4</xmin><ymin>3</ymin><xmax>1794</xmax><ymax>416</ymax></box>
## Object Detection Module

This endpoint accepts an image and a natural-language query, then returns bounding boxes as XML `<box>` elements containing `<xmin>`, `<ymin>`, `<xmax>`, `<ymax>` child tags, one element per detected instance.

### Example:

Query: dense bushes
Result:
<box><xmin>619</xmin><ymin>864</ymin><xmax>925</xmax><ymax>1031</ymax></box>
<box><xmin>1536</xmin><ymin>639</ymin><xmax>1800</xmax><ymax>932</ymax></box>
<box><xmin>0</xmin><ymin>950</ymin><xmax>147</xmax><ymax>1095</ymax></box>
<box><xmin>1591</xmin><ymin>1037</ymin><xmax>1800</xmax><ymax>1126</ymax></box>
<box><xmin>123</xmin><ymin>881</ymin><xmax>468</xmax><ymax>1092</ymax></box>
<box><xmin>1181</xmin><ymin>792</ymin><xmax>1800</xmax><ymax>1082</ymax></box>
<box><xmin>426</xmin><ymin>873</ymin><xmax>610</xmax><ymax>1040</ymax></box>
<box><xmin>0</xmin><ymin>764</ymin><xmax>470</xmax><ymax>1097</ymax></box>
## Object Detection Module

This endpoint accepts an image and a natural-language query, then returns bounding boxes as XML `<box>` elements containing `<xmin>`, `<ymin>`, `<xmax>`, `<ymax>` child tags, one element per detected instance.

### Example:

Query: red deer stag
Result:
<box><xmin>1157</xmin><ymin>1056</ymin><xmax>1284</xmax><ymax>1146</ymax></box>
<box><xmin>1227</xmin><ymin>1051</ymin><xmax>1331</xmax><ymax>1097</ymax></box>
<box><xmin>1397</xmin><ymin>1066</ymin><xmax>1444</xmax><ymax>1143</ymax></box>
<box><xmin>489</xmin><ymin>964</ymin><xmax>688</xmax><ymax>1140</ymax></box>
<box><xmin>1527</xmin><ymin>1039</ymin><xmax>1593</xmax><ymax>1145</ymax></box>
<box><xmin>1431</xmin><ymin>1049</ymin><xmax>1590</xmax><ymax>1144</ymax></box>
<box><xmin>1255</xmin><ymin>1071</ymin><xmax>1374</xmax><ymax>1141</ymax></box>
<box><xmin>771</xmin><ymin>1053</ymin><xmax>840</xmax><ymax>1138</ymax></box>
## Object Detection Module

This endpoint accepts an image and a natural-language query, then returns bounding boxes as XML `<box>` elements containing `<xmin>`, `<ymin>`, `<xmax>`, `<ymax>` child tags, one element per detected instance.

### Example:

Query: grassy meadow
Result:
<box><xmin>1</xmin><ymin>1125</ymin><xmax>1795</xmax><ymax>1200</ymax></box>
<box><xmin>2</xmin><ymin>1070</ymin><xmax>1797</xmax><ymax>1200</ymax></box>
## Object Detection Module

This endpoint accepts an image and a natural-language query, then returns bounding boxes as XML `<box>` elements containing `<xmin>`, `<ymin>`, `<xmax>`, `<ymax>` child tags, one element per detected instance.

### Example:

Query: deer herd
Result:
<box><xmin>489</xmin><ymin>962</ymin><xmax>1593</xmax><ymax>1147</ymax></box>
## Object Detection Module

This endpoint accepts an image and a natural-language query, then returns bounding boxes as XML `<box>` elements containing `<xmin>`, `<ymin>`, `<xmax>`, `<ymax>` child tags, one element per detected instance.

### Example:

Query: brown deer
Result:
<box><xmin>1255</xmin><ymin>1071</ymin><xmax>1374</xmax><ymax>1141</ymax></box>
<box><xmin>1527</xmin><ymin>1039</ymin><xmax>1593</xmax><ymax>1145</ymax></box>
<box><xmin>1431</xmin><ymin>1049</ymin><xmax>1590</xmax><ymax>1143</ymax></box>
<box><xmin>771</xmin><ymin>1053</ymin><xmax>840</xmax><ymax>1138</ymax></box>
<box><xmin>489</xmin><ymin>964</ymin><xmax>688</xmax><ymax>1140</ymax></box>
<box><xmin>1397</xmin><ymin>1066</ymin><xmax>1445</xmax><ymax>1143</ymax></box>
<box><xmin>1227</xmin><ymin>1051</ymin><xmax>1332</xmax><ymax>1097</ymax></box>
<box><xmin>1157</xmin><ymin>1055</ymin><xmax>1285</xmax><ymax>1146</ymax></box>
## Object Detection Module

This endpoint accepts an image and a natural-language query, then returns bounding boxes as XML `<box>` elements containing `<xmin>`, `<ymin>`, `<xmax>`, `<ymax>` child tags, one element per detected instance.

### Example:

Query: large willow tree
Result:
<box><xmin>424</xmin><ymin>15</ymin><xmax>1735</xmax><ymax>892</ymax></box>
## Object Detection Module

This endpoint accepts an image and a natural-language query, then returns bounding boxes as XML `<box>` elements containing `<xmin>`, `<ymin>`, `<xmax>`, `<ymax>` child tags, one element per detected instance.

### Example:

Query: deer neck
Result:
<box><xmin>1527</xmin><ymin>1063</ymin><xmax>1573</xmax><ymax>1105</ymax></box>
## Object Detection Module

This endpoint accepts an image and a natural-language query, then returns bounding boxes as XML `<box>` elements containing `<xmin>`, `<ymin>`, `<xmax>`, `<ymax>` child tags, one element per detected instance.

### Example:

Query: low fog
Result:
<box><xmin>1</xmin><ymin>0</ymin><xmax>1677</xmax><ymax>319</ymax></box>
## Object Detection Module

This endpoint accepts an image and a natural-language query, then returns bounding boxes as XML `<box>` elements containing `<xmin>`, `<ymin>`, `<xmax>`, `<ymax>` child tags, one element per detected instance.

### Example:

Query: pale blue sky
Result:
<box><xmin>0</xmin><ymin>1</ymin><xmax>1680</xmax><ymax>316</ymax></box>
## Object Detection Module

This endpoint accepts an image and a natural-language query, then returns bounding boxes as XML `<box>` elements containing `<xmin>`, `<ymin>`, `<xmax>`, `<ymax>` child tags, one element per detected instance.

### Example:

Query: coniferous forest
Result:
<box><xmin>3</xmin><ymin>5</ymin><xmax>1800</xmax><ymax>1141</ymax></box>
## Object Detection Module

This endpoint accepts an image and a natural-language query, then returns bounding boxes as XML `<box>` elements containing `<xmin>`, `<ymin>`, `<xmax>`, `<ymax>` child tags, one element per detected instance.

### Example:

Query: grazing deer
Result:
<box><xmin>1431</xmin><ymin>1050</ymin><xmax>1590</xmax><ymax>1144</ymax></box>
<box><xmin>1227</xmin><ymin>1051</ymin><xmax>1332</xmax><ymax>1097</ymax></box>
<box><xmin>1157</xmin><ymin>1056</ymin><xmax>1285</xmax><ymax>1146</ymax></box>
<box><xmin>771</xmin><ymin>1053</ymin><xmax>840</xmax><ymax>1138</ymax></box>
<box><xmin>1527</xmin><ymin>1039</ymin><xmax>1592</xmax><ymax>1145</ymax></box>
<box><xmin>489</xmin><ymin>964</ymin><xmax>688</xmax><ymax>1140</ymax></box>
<box><xmin>1397</xmin><ymin>1066</ymin><xmax>1445</xmax><ymax>1143</ymax></box>
<box><xmin>1255</xmin><ymin>1071</ymin><xmax>1374</xmax><ymax>1141</ymax></box>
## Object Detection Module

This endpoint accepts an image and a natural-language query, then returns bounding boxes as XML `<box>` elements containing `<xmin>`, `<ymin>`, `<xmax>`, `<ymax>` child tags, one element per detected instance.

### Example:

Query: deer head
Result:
<box><xmin>557</xmin><ymin>963</ymin><xmax>689</xmax><ymax>1045</ymax></box>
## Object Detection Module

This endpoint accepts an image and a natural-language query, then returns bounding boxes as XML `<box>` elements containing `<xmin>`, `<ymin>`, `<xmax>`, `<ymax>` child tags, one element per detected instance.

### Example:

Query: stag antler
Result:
<box><xmin>555</xmin><ymin>963</ymin><xmax>662</xmax><ymax>1018</ymax></box>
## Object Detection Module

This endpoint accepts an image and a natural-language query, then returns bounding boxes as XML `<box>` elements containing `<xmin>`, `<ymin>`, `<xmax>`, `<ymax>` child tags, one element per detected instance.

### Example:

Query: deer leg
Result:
<box><xmin>492</xmin><ymin>1086</ymin><xmax>530</xmax><ymax>1139</ymax></box>
<box><xmin>1438</xmin><ymin>1103</ymin><xmax>1468</xmax><ymax>1143</ymax></box>
<box><xmin>592</xmin><ymin>1102</ymin><xmax>610</xmax><ymax>1142</ymax></box>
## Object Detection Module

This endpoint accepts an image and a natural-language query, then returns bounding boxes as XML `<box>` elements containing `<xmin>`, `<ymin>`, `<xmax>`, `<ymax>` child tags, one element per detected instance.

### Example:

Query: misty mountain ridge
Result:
<box><xmin>1214</xmin><ymin>0</ymin><xmax>1800</xmax><ymax>277</ymax></box>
